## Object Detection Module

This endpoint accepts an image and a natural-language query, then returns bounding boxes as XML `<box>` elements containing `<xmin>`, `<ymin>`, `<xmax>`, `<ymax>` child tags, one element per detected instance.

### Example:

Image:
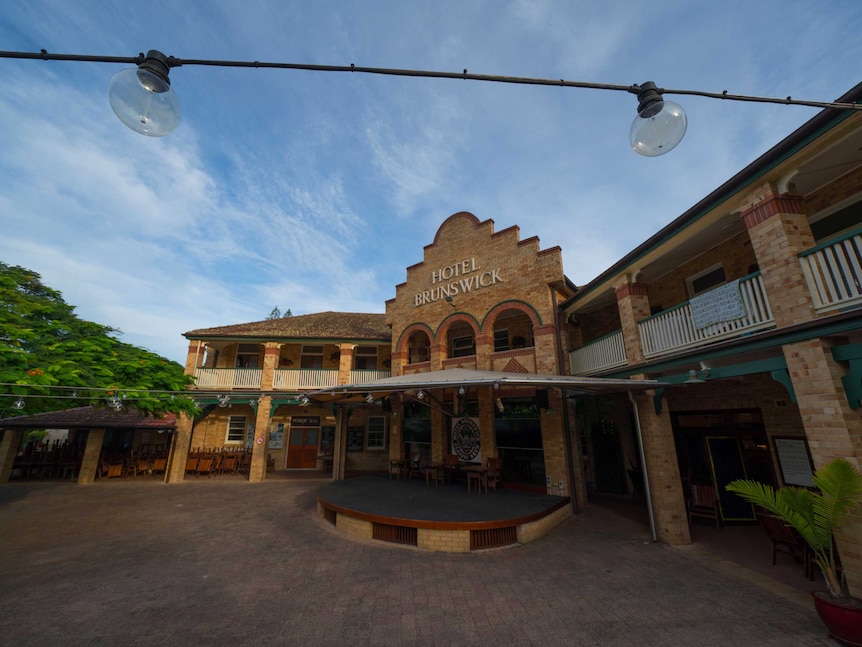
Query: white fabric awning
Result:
<box><xmin>306</xmin><ymin>368</ymin><xmax>665</xmax><ymax>403</ymax></box>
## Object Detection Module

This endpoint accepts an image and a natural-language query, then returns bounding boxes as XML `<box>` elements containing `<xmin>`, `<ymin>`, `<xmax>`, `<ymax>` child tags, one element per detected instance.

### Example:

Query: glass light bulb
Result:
<box><xmin>12</xmin><ymin>397</ymin><xmax>25</xmax><ymax>410</ymax></box>
<box><xmin>108</xmin><ymin>67</ymin><xmax>181</xmax><ymax>137</ymax></box>
<box><xmin>630</xmin><ymin>100</ymin><xmax>687</xmax><ymax>157</ymax></box>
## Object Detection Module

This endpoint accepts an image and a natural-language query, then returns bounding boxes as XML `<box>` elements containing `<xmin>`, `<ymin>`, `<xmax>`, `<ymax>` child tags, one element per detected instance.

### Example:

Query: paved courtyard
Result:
<box><xmin>0</xmin><ymin>478</ymin><xmax>832</xmax><ymax>646</ymax></box>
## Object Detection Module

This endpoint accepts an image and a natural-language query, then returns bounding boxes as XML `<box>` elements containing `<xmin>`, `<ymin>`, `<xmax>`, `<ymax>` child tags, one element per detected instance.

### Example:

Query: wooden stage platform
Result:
<box><xmin>317</xmin><ymin>474</ymin><xmax>571</xmax><ymax>552</ymax></box>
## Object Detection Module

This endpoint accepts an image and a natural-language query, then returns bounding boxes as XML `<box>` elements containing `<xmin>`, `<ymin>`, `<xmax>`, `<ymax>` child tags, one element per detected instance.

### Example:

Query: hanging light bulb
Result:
<box><xmin>108</xmin><ymin>50</ymin><xmax>181</xmax><ymax>137</ymax></box>
<box><xmin>108</xmin><ymin>394</ymin><xmax>123</xmax><ymax>410</ymax></box>
<box><xmin>630</xmin><ymin>81</ymin><xmax>687</xmax><ymax>157</ymax></box>
<box><xmin>365</xmin><ymin>393</ymin><xmax>375</xmax><ymax>404</ymax></box>
<box><xmin>12</xmin><ymin>397</ymin><xmax>25</xmax><ymax>410</ymax></box>
<box><xmin>458</xmin><ymin>386</ymin><xmax>466</xmax><ymax>396</ymax></box>
<box><xmin>417</xmin><ymin>390</ymin><xmax>424</xmax><ymax>400</ymax></box>
<box><xmin>217</xmin><ymin>394</ymin><xmax>231</xmax><ymax>408</ymax></box>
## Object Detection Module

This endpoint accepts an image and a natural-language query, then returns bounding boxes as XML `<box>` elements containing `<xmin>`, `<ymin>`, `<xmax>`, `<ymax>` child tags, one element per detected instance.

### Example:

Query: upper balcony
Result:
<box><xmin>570</xmin><ymin>273</ymin><xmax>774</xmax><ymax>374</ymax></box>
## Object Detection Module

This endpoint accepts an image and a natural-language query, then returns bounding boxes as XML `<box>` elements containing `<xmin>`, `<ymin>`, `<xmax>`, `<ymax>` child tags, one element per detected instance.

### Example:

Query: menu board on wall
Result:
<box><xmin>773</xmin><ymin>437</ymin><xmax>815</xmax><ymax>487</ymax></box>
<box><xmin>347</xmin><ymin>426</ymin><xmax>364</xmax><ymax>452</ymax></box>
<box><xmin>320</xmin><ymin>426</ymin><xmax>335</xmax><ymax>452</ymax></box>
<box><xmin>269</xmin><ymin>423</ymin><xmax>284</xmax><ymax>449</ymax></box>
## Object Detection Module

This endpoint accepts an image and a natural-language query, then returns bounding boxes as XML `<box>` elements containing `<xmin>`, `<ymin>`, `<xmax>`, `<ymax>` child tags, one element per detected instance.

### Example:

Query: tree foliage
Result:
<box><xmin>0</xmin><ymin>262</ymin><xmax>198</xmax><ymax>417</ymax></box>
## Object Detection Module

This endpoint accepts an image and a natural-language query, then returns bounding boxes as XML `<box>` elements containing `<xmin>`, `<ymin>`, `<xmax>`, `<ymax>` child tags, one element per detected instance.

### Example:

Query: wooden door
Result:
<box><xmin>286</xmin><ymin>428</ymin><xmax>319</xmax><ymax>469</ymax></box>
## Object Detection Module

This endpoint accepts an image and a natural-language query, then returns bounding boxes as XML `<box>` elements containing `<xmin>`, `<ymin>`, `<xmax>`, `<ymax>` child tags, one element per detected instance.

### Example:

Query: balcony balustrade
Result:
<box><xmin>272</xmin><ymin>369</ymin><xmax>339</xmax><ymax>390</ymax></box>
<box><xmin>194</xmin><ymin>368</ymin><xmax>263</xmax><ymax>389</ymax></box>
<box><xmin>799</xmin><ymin>227</ymin><xmax>862</xmax><ymax>312</ymax></box>
<box><xmin>349</xmin><ymin>369</ymin><xmax>391</xmax><ymax>383</ymax></box>
<box><xmin>638</xmin><ymin>273</ymin><xmax>773</xmax><ymax>358</ymax></box>
<box><xmin>569</xmin><ymin>330</ymin><xmax>627</xmax><ymax>376</ymax></box>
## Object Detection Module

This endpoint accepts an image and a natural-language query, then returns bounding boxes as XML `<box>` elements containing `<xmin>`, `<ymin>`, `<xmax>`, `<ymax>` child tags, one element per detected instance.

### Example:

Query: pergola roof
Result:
<box><xmin>307</xmin><ymin>368</ymin><xmax>665</xmax><ymax>403</ymax></box>
<box><xmin>0</xmin><ymin>406</ymin><xmax>176</xmax><ymax>430</ymax></box>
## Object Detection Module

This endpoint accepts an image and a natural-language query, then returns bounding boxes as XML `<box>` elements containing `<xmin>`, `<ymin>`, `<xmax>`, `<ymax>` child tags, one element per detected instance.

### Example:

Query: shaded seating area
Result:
<box><xmin>184</xmin><ymin>447</ymin><xmax>251</xmax><ymax>478</ymax></box>
<box><xmin>11</xmin><ymin>439</ymin><xmax>84</xmax><ymax>481</ymax></box>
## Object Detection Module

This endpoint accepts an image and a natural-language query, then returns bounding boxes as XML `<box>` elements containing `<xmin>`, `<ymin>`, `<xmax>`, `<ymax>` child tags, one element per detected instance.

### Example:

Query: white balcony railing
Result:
<box><xmin>799</xmin><ymin>228</ymin><xmax>862</xmax><ymax>312</ymax></box>
<box><xmin>638</xmin><ymin>273</ymin><xmax>774</xmax><ymax>358</ymax></box>
<box><xmin>272</xmin><ymin>369</ymin><xmax>339</xmax><ymax>390</ymax></box>
<box><xmin>349</xmin><ymin>369</ymin><xmax>391</xmax><ymax>383</ymax></box>
<box><xmin>569</xmin><ymin>330</ymin><xmax>627</xmax><ymax>376</ymax></box>
<box><xmin>195</xmin><ymin>368</ymin><xmax>263</xmax><ymax>389</ymax></box>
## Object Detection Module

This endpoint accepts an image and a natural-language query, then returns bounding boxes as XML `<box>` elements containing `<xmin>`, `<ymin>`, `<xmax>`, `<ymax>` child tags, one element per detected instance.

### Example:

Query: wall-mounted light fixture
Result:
<box><xmin>684</xmin><ymin>367</ymin><xmax>711</xmax><ymax>384</ymax></box>
<box><xmin>3</xmin><ymin>50</ymin><xmax>859</xmax><ymax>154</ymax></box>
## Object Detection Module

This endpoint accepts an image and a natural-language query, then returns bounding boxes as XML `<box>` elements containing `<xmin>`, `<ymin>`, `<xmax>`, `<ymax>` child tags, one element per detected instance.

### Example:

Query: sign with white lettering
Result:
<box><xmin>414</xmin><ymin>257</ymin><xmax>503</xmax><ymax>307</ymax></box>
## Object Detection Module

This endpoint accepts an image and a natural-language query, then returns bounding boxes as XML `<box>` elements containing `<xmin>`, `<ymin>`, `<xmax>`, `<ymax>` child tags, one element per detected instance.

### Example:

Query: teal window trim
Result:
<box><xmin>831</xmin><ymin>343</ymin><xmax>862</xmax><ymax>409</ymax></box>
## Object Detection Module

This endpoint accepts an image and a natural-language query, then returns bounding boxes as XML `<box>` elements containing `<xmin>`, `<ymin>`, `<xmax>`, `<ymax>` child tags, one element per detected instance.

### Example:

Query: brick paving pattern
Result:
<box><xmin>0</xmin><ymin>479</ymin><xmax>831</xmax><ymax>646</ymax></box>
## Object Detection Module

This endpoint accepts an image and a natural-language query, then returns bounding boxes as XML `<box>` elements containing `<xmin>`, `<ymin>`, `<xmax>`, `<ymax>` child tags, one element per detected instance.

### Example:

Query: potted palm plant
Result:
<box><xmin>726</xmin><ymin>458</ymin><xmax>862</xmax><ymax>646</ymax></box>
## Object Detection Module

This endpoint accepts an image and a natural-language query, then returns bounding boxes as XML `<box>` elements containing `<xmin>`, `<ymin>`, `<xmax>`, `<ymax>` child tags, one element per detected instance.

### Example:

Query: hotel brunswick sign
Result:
<box><xmin>414</xmin><ymin>257</ymin><xmax>504</xmax><ymax>307</ymax></box>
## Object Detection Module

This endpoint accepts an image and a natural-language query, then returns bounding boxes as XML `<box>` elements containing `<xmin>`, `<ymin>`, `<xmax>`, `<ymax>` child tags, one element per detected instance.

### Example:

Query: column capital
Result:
<box><xmin>741</xmin><ymin>193</ymin><xmax>804</xmax><ymax>229</ymax></box>
<box><xmin>615</xmin><ymin>282</ymin><xmax>649</xmax><ymax>300</ymax></box>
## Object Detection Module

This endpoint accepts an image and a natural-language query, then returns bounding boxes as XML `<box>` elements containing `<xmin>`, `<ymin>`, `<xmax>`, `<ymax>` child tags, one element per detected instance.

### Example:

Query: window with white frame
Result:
<box><xmin>300</xmin><ymin>345</ymin><xmax>324</xmax><ymax>369</ymax></box>
<box><xmin>235</xmin><ymin>343</ymin><xmax>260</xmax><ymax>368</ymax></box>
<box><xmin>226</xmin><ymin>415</ymin><xmax>247</xmax><ymax>443</ymax></box>
<box><xmin>366</xmin><ymin>416</ymin><xmax>386</xmax><ymax>450</ymax></box>
<box><xmin>686</xmin><ymin>263</ymin><xmax>727</xmax><ymax>297</ymax></box>
<box><xmin>493</xmin><ymin>328</ymin><xmax>509</xmax><ymax>352</ymax></box>
<box><xmin>354</xmin><ymin>346</ymin><xmax>378</xmax><ymax>370</ymax></box>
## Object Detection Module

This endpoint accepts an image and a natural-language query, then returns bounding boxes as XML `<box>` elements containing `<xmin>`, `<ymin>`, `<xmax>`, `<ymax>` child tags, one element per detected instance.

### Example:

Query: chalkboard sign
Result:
<box><xmin>707</xmin><ymin>436</ymin><xmax>756</xmax><ymax>521</ymax></box>
<box><xmin>347</xmin><ymin>426</ymin><xmax>364</xmax><ymax>452</ymax></box>
<box><xmin>773</xmin><ymin>437</ymin><xmax>815</xmax><ymax>487</ymax></box>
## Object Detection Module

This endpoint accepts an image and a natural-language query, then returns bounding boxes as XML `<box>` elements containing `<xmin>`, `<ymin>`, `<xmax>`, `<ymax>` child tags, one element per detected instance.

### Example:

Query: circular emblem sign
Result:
<box><xmin>452</xmin><ymin>417</ymin><xmax>480</xmax><ymax>462</ymax></box>
<box><xmin>255</xmin><ymin>437</ymin><xmax>264</xmax><ymax>445</ymax></box>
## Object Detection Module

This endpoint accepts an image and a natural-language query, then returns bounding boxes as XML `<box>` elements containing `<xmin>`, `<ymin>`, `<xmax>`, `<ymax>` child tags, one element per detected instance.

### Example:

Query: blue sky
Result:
<box><xmin>1</xmin><ymin>1</ymin><xmax>860</xmax><ymax>364</ymax></box>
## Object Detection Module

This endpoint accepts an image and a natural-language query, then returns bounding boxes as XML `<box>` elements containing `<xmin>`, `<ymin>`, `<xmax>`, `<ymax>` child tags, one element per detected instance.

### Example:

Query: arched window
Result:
<box><xmin>492</xmin><ymin>309</ymin><xmax>534</xmax><ymax>351</ymax></box>
<box><xmin>407</xmin><ymin>330</ymin><xmax>431</xmax><ymax>364</ymax></box>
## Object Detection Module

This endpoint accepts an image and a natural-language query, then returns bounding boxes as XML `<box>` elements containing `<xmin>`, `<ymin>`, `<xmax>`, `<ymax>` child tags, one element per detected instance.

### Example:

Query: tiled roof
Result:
<box><xmin>0</xmin><ymin>406</ymin><xmax>176</xmax><ymax>429</ymax></box>
<box><xmin>184</xmin><ymin>311</ymin><xmax>391</xmax><ymax>342</ymax></box>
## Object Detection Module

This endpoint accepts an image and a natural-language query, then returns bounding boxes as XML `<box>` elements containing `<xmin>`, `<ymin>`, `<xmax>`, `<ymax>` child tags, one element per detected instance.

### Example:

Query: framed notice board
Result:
<box><xmin>772</xmin><ymin>437</ymin><xmax>815</xmax><ymax>487</ymax></box>
<box><xmin>347</xmin><ymin>426</ymin><xmax>364</xmax><ymax>452</ymax></box>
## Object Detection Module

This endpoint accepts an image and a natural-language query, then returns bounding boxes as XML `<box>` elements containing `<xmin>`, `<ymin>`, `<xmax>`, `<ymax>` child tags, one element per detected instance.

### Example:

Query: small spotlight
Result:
<box><xmin>299</xmin><ymin>395</ymin><xmax>310</xmax><ymax>406</ymax></box>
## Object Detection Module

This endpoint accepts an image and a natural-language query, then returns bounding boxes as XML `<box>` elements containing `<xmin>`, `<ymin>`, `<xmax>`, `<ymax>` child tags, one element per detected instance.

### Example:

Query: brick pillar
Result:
<box><xmin>615</xmin><ymin>280</ymin><xmax>650</xmax><ymax>364</ymax></box>
<box><xmin>248</xmin><ymin>396</ymin><xmax>273</xmax><ymax>483</ymax></box>
<box><xmin>632</xmin><ymin>390</ymin><xmax>690</xmax><ymax>546</ymax></box>
<box><xmin>390</xmin><ymin>349</ymin><xmax>406</xmax><ymax>376</ymax></box>
<box><xmin>741</xmin><ymin>185</ymin><xmax>816</xmax><ymax>327</ymax></box>
<box><xmin>261</xmin><ymin>342</ymin><xmax>280</xmax><ymax>390</ymax></box>
<box><xmin>567</xmin><ymin>399</ymin><xmax>589</xmax><ymax>510</ymax></box>
<box><xmin>475</xmin><ymin>333</ymin><xmax>492</xmax><ymax>370</ymax></box>
<box><xmin>389</xmin><ymin>401</ymin><xmax>403</xmax><ymax>463</ymax></box>
<box><xmin>184</xmin><ymin>340</ymin><xmax>202</xmax><ymax>375</ymax></box>
<box><xmin>430</xmin><ymin>342</ymin><xmax>445</xmax><ymax>371</ymax></box>
<box><xmin>534</xmin><ymin>324</ymin><xmax>559</xmax><ymax>374</ymax></box>
<box><xmin>783</xmin><ymin>338</ymin><xmax>862</xmax><ymax>594</ymax></box>
<box><xmin>478</xmin><ymin>388</ymin><xmax>496</xmax><ymax>464</ymax></box>
<box><xmin>540</xmin><ymin>390</ymin><xmax>569</xmax><ymax>497</ymax></box>
<box><xmin>78</xmin><ymin>428</ymin><xmax>106</xmax><ymax>485</ymax></box>
<box><xmin>431</xmin><ymin>408</ymin><xmax>445</xmax><ymax>463</ymax></box>
<box><xmin>338</xmin><ymin>344</ymin><xmax>356</xmax><ymax>384</ymax></box>
<box><xmin>0</xmin><ymin>429</ymin><xmax>24</xmax><ymax>483</ymax></box>
<box><xmin>166</xmin><ymin>414</ymin><xmax>193</xmax><ymax>483</ymax></box>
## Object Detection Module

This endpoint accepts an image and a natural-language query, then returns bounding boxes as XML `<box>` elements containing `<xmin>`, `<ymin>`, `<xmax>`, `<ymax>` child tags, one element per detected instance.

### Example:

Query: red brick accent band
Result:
<box><xmin>614</xmin><ymin>283</ymin><xmax>649</xmax><ymax>300</ymax></box>
<box><xmin>264</xmin><ymin>345</ymin><xmax>280</xmax><ymax>356</ymax></box>
<box><xmin>742</xmin><ymin>194</ymin><xmax>804</xmax><ymax>229</ymax></box>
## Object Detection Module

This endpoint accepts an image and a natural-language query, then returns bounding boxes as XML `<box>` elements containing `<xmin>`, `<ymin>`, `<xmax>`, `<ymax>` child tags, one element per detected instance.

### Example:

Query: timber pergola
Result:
<box><xmin>0</xmin><ymin>406</ymin><xmax>176</xmax><ymax>485</ymax></box>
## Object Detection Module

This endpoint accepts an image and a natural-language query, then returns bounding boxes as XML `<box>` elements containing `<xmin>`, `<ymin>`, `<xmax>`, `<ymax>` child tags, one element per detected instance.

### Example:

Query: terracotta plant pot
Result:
<box><xmin>812</xmin><ymin>592</ymin><xmax>862</xmax><ymax>646</ymax></box>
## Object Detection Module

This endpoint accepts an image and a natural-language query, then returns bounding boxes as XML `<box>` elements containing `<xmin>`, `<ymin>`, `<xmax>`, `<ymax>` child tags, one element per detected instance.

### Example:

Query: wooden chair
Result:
<box><xmin>688</xmin><ymin>484</ymin><xmax>721</xmax><ymax>530</ymax></box>
<box><xmin>151</xmin><ymin>456</ymin><xmax>167</xmax><ymax>476</ymax></box>
<box><xmin>407</xmin><ymin>452</ymin><xmax>423</xmax><ymax>480</ymax></box>
<box><xmin>483</xmin><ymin>457</ymin><xmax>502</xmax><ymax>493</ymax></box>
<box><xmin>221</xmin><ymin>454</ymin><xmax>237</xmax><ymax>475</ymax></box>
<box><xmin>756</xmin><ymin>511</ymin><xmax>813</xmax><ymax>579</ymax></box>
<box><xmin>195</xmin><ymin>455</ymin><xmax>214</xmax><ymax>477</ymax></box>
<box><xmin>442</xmin><ymin>454</ymin><xmax>459</xmax><ymax>484</ymax></box>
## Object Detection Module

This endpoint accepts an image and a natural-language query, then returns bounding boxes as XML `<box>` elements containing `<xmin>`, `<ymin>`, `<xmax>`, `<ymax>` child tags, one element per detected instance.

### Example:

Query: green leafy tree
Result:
<box><xmin>283</xmin><ymin>308</ymin><xmax>292</xmax><ymax>317</ymax></box>
<box><xmin>0</xmin><ymin>262</ymin><xmax>198</xmax><ymax>417</ymax></box>
<box><xmin>266</xmin><ymin>306</ymin><xmax>281</xmax><ymax>319</ymax></box>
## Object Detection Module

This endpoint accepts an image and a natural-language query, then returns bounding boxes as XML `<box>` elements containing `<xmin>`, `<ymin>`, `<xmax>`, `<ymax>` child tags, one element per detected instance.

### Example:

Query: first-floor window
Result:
<box><xmin>366</xmin><ymin>416</ymin><xmax>386</xmax><ymax>450</ymax></box>
<box><xmin>227</xmin><ymin>416</ymin><xmax>247</xmax><ymax>443</ymax></box>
